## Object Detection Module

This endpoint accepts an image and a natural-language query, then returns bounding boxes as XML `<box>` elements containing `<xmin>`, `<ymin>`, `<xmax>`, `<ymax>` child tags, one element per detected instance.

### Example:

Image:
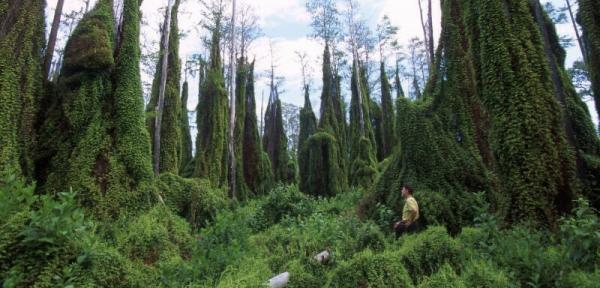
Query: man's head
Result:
<box><xmin>401</xmin><ymin>184</ymin><xmax>413</xmax><ymax>198</ymax></box>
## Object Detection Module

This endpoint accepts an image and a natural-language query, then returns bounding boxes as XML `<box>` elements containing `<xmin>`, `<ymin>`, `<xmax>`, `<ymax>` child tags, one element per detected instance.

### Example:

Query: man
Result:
<box><xmin>394</xmin><ymin>185</ymin><xmax>420</xmax><ymax>237</ymax></box>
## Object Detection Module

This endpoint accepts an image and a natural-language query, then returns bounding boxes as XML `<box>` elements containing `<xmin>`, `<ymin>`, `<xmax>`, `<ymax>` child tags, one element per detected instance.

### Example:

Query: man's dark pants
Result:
<box><xmin>395</xmin><ymin>220</ymin><xmax>421</xmax><ymax>238</ymax></box>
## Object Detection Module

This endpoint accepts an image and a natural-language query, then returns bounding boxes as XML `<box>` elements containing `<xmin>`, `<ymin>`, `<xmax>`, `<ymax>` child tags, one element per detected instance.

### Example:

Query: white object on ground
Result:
<box><xmin>314</xmin><ymin>250</ymin><xmax>330</xmax><ymax>263</ymax></box>
<box><xmin>268</xmin><ymin>272</ymin><xmax>289</xmax><ymax>288</ymax></box>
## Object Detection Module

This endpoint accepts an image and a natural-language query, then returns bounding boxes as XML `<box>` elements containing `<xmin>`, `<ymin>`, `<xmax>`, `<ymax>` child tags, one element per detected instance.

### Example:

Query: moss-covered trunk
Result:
<box><xmin>146</xmin><ymin>0</ymin><xmax>182</xmax><ymax>175</ymax></box>
<box><xmin>0</xmin><ymin>0</ymin><xmax>45</xmax><ymax>178</ymax></box>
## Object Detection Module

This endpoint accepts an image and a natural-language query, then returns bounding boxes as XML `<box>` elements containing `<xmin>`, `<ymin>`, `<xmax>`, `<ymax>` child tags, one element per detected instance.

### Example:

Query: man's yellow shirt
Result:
<box><xmin>402</xmin><ymin>196</ymin><xmax>419</xmax><ymax>222</ymax></box>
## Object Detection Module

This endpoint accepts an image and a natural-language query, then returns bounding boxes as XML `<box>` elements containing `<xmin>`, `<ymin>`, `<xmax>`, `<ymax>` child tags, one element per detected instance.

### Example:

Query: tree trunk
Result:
<box><xmin>43</xmin><ymin>0</ymin><xmax>64</xmax><ymax>82</ymax></box>
<box><xmin>566</xmin><ymin>0</ymin><xmax>587</xmax><ymax>63</ymax></box>
<box><xmin>228</xmin><ymin>0</ymin><xmax>238</xmax><ymax>200</ymax></box>
<box><xmin>427</xmin><ymin>0</ymin><xmax>434</xmax><ymax>66</ymax></box>
<box><xmin>417</xmin><ymin>0</ymin><xmax>431</xmax><ymax>67</ymax></box>
<box><xmin>153</xmin><ymin>0</ymin><xmax>174</xmax><ymax>176</ymax></box>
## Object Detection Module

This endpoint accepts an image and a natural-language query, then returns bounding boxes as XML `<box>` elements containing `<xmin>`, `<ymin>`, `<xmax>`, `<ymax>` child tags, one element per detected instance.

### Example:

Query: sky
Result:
<box><xmin>46</xmin><ymin>0</ymin><xmax>598</xmax><ymax>129</ymax></box>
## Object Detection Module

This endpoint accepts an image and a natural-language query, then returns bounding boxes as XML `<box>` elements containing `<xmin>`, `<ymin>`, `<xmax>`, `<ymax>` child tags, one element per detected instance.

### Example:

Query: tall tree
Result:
<box><xmin>0</xmin><ymin>0</ymin><xmax>45</xmax><ymax>178</ymax></box>
<box><xmin>348</xmin><ymin>63</ymin><xmax>377</xmax><ymax>187</ymax></box>
<box><xmin>565</xmin><ymin>0</ymin><xmax>586</xmax><ymax>62</ymax></box>
<box><xmin>377</xmin><ymin>15</ymin><xmax>399</xmax><ymax>159</ymax></box>
<box><xmin>263</xmin><ymin>58</ymin><xmax>292</xmax><ymax>183</ymax></box>
<box><xmin>228</xmin><ymin>0</ymin><xmax>238</xmax><ymax>199</ymax></box>
<box><xmin>179</xmin><ymin>81</ymin><xmax>193</xmax><ymax>176</ymax></box>
<box><xmin>194</xmin><ymin>6</ymin><xmax>229</xmax><ymax>187</ymax></box>
<box><xmin>395</xmin><ymin>62</ymin><xmax>405</xmax><ymax>99</ymax></box>
<box><xmin>148</xmin><ymin>0</ymin><xmax>182</xmax><ymax>175</ymax></box>
<box><xmin>465</xmin><ymin>0</ymin><xmax>579</xmax><ymax>224</ymax></box>
<box><xmin>417</xmin><ymin>0</ymin><xmax>434</xmax><ymax>68</ymax></box>
<box><xmin>298</xmin><ymin>84</ymin><xmax>317</xmax><ymax>193</ymax></box>
<box><xmin>578</xmin><ymin>0</ymin><xmax>600</xmax><ymax>127</ymax></box>
<box><xmin>242</xmin><ymin>61</ymin><xmax>273</xmax><ymax>195</ymax></box>
<box><xmin>531</xmin><ymin>0</ymin><xmax>600</xmax><ymax>209</ymax></box>
<box><xmin>37</xmin><ymin>0</ymin><xmax>161</xmax><ymax>218</ymax></box>
<box><xmin>43</xmin><ymin>0</ymin><xmax>65</xmax><ymax>82</ymax></box>
<box><xmin>379</xmin><ymin>62</ymin><xmax>396</xmax><ymax>159</ymax></box>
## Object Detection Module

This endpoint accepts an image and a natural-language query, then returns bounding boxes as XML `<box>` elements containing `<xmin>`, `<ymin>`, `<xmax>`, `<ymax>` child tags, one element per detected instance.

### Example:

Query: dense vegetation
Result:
<box><xmin>1</xmin><ymin>0</ymin><xmax>599</xmax><ymax>287</ymax></box>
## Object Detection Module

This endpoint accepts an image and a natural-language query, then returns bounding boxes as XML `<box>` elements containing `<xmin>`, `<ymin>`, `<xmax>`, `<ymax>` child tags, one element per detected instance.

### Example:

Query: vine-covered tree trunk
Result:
<box><xmin>242</xmin><ymin>61</ymin><xmax>273</xmax><ymax>195</ymax></box>
<box><xmin>298</xmin><ymin>85</ymin><xmax>317</xmax><ymax>193</ymax></box>
<box><xmin>37</xmin><ymin>0</ymin><xmax>158</xmax><ymax>218</ymax></box>
<box><xmin>0</xmin><ymin>0</ymin><xmax>45</xmax><ymax>178</ymax></box>
<box><xmin>263</xmin><ymin>86</ymin><xmax>292</xmax><ymax>183</ymax></box>
<box><xmin>380</xmin><ymin>62</ymin><xmax>397</xmax><ymax>159</ymax></box>
<box><xmin>147</xmin><ymin>0</ymin><xmax>182</xmax><ymax>175</ymax></box>
<box><xmin>578</xmin><ymin>0</ymin><xmax>600</xmax><ymax>129</ymax></box>
<box><xmin>317</xmin><ymin>44</ymin><xmax>347</xmax><ymax>188</ymax></box>
<box><xmin>530</xmin><ymin>0</ymin><xmax>600</xmax><ymax>209</ymax></box>
<box><xmin>349</xmin><ymin>62</ymin><xmax>377</xmax><ymax>187</ymax></box>
<box><xmin>194</xmin><ymin>21</ymin><xmax>229</xmax><ymax>187</ymax></box>
<box><xmin>179</xmin><ymin>81</ymin><xmax>193</xmax><ymax>176</ymax></box>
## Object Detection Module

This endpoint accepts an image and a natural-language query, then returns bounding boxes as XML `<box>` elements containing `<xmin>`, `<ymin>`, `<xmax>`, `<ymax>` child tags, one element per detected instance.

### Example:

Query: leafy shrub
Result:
<box><xmin>484</xmin><ymin>226</ymin><xmax>564</xmax><ymax>287</ymax></box>
<box><xmin>326</xmin><ymin>249</ymin><xmax>413</xmax><ymax>288</ymax></box>
<box><xmin>559</xmin><ymin>198</ymin><xmax>600</xmax><ymax>269</ymax></box>
<box><xmin>251</xmin><ymin>210</ymin><xmax>387</xmax><ymax>273</ymax></box>
<box><xmin>460</xmin><ymin>259</ymin><xmax>511</xmax><ymax>288</ymax></box>
<box><xmin>158</xmin><ymin>173</ymin><xmax>228</xmax><ymax>229</ymax></box>
<box><xmin>192</xmin><ymin>203</ymin><xmax>260</xmax><ymax>282</ymax></box>
<box><xmin>374</xmin><ymin>202</ymin><xmax>396</xmax><ymax>231</ymax></box>
<box><xmin>396</xmin><ymin>226</ymin><xmax>463</xmax><ymax>283</ymax></box>
<box><xmin>559</xmin><ymin>269</ymin><xmax>600</xmax><ymax>288</ymax></box>
<box><xmin>0</xmin><ymin>174</ymin><xmax>35</xmax><ymax>222</ymax></box>
<box><xmin>215</xmin><ymin>257</ymin><xmax>272</xmax><ymax>288</ymax></box>
<box><xmin>286</xmin><ymin>259</ymin><xmax>323</xmax><ymax>288</ymax></box>
<box><xmin>417</xmin><ymin>264</ymin><xmax>465</xmax><ymax>288</ymax></box>
<box><xmin>114</xmin><ymin>205</ymin><xmax>193</xmax><ymax>265</ymax></box>
<box><xmin>0</xmin><ymin>176</ymin><xmax>95</xmax><ymax>287</ymax></box>
<box><xmin>253</xmin><ymin>185</ymin><xmax>315</xmax><ymax>229</ymax></box>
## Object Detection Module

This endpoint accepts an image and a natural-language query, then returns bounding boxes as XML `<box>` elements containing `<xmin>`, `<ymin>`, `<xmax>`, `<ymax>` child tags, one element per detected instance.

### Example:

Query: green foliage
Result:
<box><xmin>348</xmin><ymin>63</ymin><xmax>377</xmax><ymax>171</ymax></box>
<box><xmin>380</xmin><ymin>62</ymin><xmax>397</xmax><ymax>160</ymax></box>
<box><xmin>302</xmin><ymin>131</ymin><xmax>348</xmax><ymax>197</ymax></box>
<box><xmin>560</xmin><ymin>269</ymin><xmax>600</xmax><ymax>288</ymax></box>
<box><xmin>0</xmin><ymin>0</ymin><xmax>44</xmax><ymax>178</ymax></box>
<box><xmin>327</xmin><ymin>249</ymin><xmax>413</xmax><ymax>288</ymax></box>
<box><xmin>242</xmin><ymin>62</ymin><xmax>274</xmax><ymax>196</ymax></box>
<box><xmin>21</xmin><ymin>191</ymin><xmax>93</xmax><ymax>249</ymax></box>
<box><xmin>417</xmin><ymin>264</ymin><xmax>465</xmax><ymax>288</ymax></box>
<box><xmin>158</xmin><ymin>173</ymin><xmax>228</xmax><ymax>229</ymax></box>
<box><xmin>298</xmin><ymin>86</ymin><xmax>318</xmax><ymax>193</ymax></box>
<box><xmin>253</xmin><ymin>185</ymin><xmax>315</xmax><ymax>229</ymax></box>
<box><xmin>233</xmin><ymin>59</ymin><xmax>250</xmax><ymax>199</ymax></box>
<box><xmin>318</xmin><ymin>45</ymin><xmax>347</xmax><ymax>184</ymax></box>
<box><xmin>194</xmin><ymin>24</ymin><xmax>229</xmax><ymax>187</ymax></box>
<box><xmin>180</xmin><ymin>81</ymin><xmax>194</xmax><ymax>175</ymax></box>
<box><xmin>114</xmin><ymin>205</ymin><xmax>193</xmax><ymax>265</ymax></box>
<box><xmin>349</xmin><ymin>137</ymin><xmax>378</xmax><ymax>188</ymax></box>
<box><xmin>0</xmin><ymin>176</ymin><xmax>94</xmax><ymax>287</ymax></box>
<box><xmin>460</xmin><ymin>260</ymin><xmax>511</xmax><ymax>288</ymax></box>
<box><xmin>146</xmin><ymin>0</ymin><xmax>182</xmax><ymax>174</ymax></box>
<box><xmin>214</xmin><ymin>257</ymin><xmax>272</xmax><ymax>288</ymax></box>
<box><xmin>395</xmin><ymin>226</ymin><xmax>463</xmax><ymax>283</ymax></box>
<box><xmin>578</xmin><ymin>0</ymin><xmax>600</xmax><ymax>128</ymax></box>
<box><xmin>263</xmin><ymin>97</ymin><xmax>293</xmax><ymax>184</ymax></box>
<box><xmin>559</xmin><ymin>198</ymin><xmax>600</xmax><ymax>269</ymax></box>
<box><xmin>534</xmin><ymin>1</ymin><xmax>600</xmax><ymax>211</ymax></box>
<box><xmin>39</xmin><ymin>0</ymin><xmax>155</xmax><ymax>219</ymax></box>
<box><xmin>468</xmin><ymin>0</ymin><xmax>577</xmax><ymax>225</ymax></box>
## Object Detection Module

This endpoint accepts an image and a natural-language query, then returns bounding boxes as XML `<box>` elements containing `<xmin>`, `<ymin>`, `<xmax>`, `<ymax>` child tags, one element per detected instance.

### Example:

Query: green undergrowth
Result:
<box><xmin>2</xmin><ymin>175</ymin><xmax>600</xmax><ymax>287</ymax></box>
